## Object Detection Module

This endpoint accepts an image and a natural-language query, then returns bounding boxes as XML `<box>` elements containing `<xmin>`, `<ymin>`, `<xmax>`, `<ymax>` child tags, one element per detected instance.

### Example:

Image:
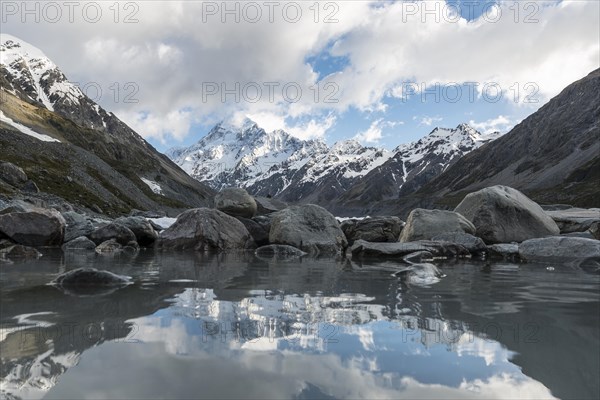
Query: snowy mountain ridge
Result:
<box><xmin>168</xmin><ymin>119</ymin><xmax>502</xmax><ymax>204</ymax></box>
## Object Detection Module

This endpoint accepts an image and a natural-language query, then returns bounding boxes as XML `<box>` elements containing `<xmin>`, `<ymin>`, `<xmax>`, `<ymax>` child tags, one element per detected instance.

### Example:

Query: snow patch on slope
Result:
<box><xmin>0</xmin><ymin>110</ymin><xmax>60</xmax><ymax>142</ymax></box>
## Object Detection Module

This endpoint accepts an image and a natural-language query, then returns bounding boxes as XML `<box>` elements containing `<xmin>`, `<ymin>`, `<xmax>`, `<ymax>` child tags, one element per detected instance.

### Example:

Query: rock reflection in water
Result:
<box><xmin>0</xmin><ymin>251</ymin><xmax>598</xmax><ymax>400</ymax></box>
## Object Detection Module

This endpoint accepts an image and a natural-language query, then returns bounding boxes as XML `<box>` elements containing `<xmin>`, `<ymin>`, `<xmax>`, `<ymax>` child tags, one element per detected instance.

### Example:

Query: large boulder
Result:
<box><xmin>269</xmin><ymin>204</ymin><xmax>347</xmax><ymax>255</ymax></box>
<box><xmin>158</xmin><ymin>208</ymin><xmax>255</xmax><ymax>251</ymax></box>
<box><xmin>350</xmin><ymin>239</ymin><xmax>469</xmax><ymax>259</ymax></box>
<box><xmin>0</xmin><ymin>209</ymin><xmax>65</xmax><ymax>246</ymax></box>
<box><xmin>89</xmin><ymin>223</ymin><xmax>137</xmax><ymax>246</ymax></box>
<box><xmin>519</xmin><ymin>237</ymin><xmax>600</xmax><ymax>266</ymax></box>
<box><xmin>0</xmin><ymin>162</ymin><xmax>28</xmax><ymax>187</ymax></box>
<box><xmin>114</xmin><ymin>216</ymin><xmax>158</xmax><ymax>247</ymax></box>
<box><xmin>254</xmin><ymin>196</ymin><xmax>287</xmax><ymax>215</ymax></box>
<box><xmin>341</xmin><ymin>216</ymin><xmax>404</xmax><ymax>245</ymax></box>
<box><xmin>431</xmin><ymin>232</ymin><xmax>487</xmax><ymax>255</ymax></box>
<box><xmin>214</xmin><ymin>188</ymin><xmax>257</xmax><ymax>218</ymax></box>
<box><xmin>62</xmin><ymin>211</ymin><xmax>94</xmax><ymax>243</ymax></box>
<box><xmin>454</xmin><ymin>186</ymin><xmax>560</xmax><ymax>244</ymax></box>
<box><xmin>399</xmin><ymin>209</ymin><xmax>475</xmax><ymax>242</ymax></box>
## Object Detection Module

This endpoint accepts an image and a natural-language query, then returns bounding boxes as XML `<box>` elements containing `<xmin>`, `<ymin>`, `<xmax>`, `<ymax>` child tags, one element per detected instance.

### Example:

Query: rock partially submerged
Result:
<box><xmin>114</xmin><ymin>216</ymin><xmax>158</xmax><ymax>247</ymax></box>
<box><xmin>158</xmin><ymin>208</ymin><xmax>255</xmax><ymax>251</ymax></box>
<box><xmin>62</xmin><ymin>236</ymin><xmax>97</xmax><ymax>251</ymax></box>
<box><xmin>52</xmin><ymin>268</ymin><xmax>132</xmax><ymax>296</ymax></box>
<box><xmin>341</xmin><ymin>216</ymin><xmax>404</xmax><ymax>245</ymax></box>
<box><xmin>350</xmin><ymin>240</ymin><xmax>469</xmax><ymax>259</ymax></box>
<box><xmin>487</xmin><ymin>243</ymin><xmax>520</xmax><ymax>261</ymax></box>
<box><xmin>400</xmin><ymin>209</ymin><xmax>475</xmax><ymax>242</ymax></box>
<box><xmin>89</xmin><ymin>223</ymin><xmax>136</xmax><ymax>246</ymax></box>
<box><xmin>269</xmin><ymin>204</ymin><xmax>347</xmax><ymax>256</ymax></box>
<box><xmin>0</xmin><ymin>209</ymin><xmax>65</xmax><ymax>246</ymax></box>
<box><xmin>519</xmin><ymin>236</ymin><xmax>600</xmax><ymax>266</ymax></box>
<box><xmin>255</xmin><ymin>244</ymin><xmax>307</xmax><ymax>260</ymax></box>
<box><xmin>95</xmin><ymin>239</ymin><xmax>124</xmax><ymax>255</ymax></box>
<box><xmin>431</xmin><ymin>232</ymin><xmax>487</xmax><ymax>255</ymax></box>
<box><xmin>455</xmin><ymin>185</ymin><xmax>560</xmax><ymax>244</ymax></box>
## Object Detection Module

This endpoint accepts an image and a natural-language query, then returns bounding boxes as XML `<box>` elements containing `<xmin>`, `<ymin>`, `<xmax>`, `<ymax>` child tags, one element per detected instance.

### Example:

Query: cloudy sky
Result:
<box><xmin>3</xmin><ymin>0</ymin><xmax>599</xmax><ymax>151</ymax></box>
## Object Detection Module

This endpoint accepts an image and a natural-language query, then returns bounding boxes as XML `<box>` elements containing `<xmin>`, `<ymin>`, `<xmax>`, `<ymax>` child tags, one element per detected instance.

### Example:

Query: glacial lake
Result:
<box><xmin>1</xmin><ymin>250</ymin><xmax>599</xmax><ymax>400</ymax></box>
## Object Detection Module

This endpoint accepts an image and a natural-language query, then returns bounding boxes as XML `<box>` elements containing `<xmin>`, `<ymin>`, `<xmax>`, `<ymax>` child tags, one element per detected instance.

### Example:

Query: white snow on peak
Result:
<box><xmin>0</xmin><ymin>110</ymin><xmax>60</xmax><ymax>142</ymax></box>
<box><xmin>0</xmin><ymin>33</ymin><xmax>84</xmax><ymax>111</ymax></box>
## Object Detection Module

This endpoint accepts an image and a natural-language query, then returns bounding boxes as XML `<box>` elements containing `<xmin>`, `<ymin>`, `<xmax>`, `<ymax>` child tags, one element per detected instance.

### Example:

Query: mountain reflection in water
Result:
<box><xmin>1</xmin><ymin>250</ymin><xmax>598</xmax><ymax>400</ymax></box>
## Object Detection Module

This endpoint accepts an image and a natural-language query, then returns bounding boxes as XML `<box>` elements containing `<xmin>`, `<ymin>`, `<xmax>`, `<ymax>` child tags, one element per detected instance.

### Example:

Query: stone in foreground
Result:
<box><xmin>341</xmin><ymin>216</ymin><xmax>404</xmax><ymax>245</ymax></box>
<box><xmin>0</xmin><ymin>244</ymin><xmax>42</xmax><ymax>260</ymax></box>
<box><xmin>214</xmin><ymin>188</ymin><xmax>258</xmax><ymax>218</ymax></box>
<box><xmin>158</xmin><ymin>208</ymin><xmax>255</xmax><ymax>251</ymax></box>
<box><xmin>399</xmin><ymin>209</ymin><xmax>475</xmax><ymax>242</ymax></box>
<box><xmin>455</xmin><ymin>185</ymin><xmax>560</xmax><ymax>244</ymax></box>
<box><xmin>0</xmin><ymin>209</ymin><xmax>65</xmax><ymax>246</ymax></box>
<box><xmin>351</xmin><ymin>240</ymin><xmax>469</xmax><ymax>259</ymax></box>
<box><xmin>53</xmin><ymin>268</ymin><xmax>131</xmax><ymax>292</ymax></box>
<box><xmin>519</xmin><ymin>236</ymin><xmax>600</xmax><ymax>266</ymax></box>
<box><xmin>269</xmin><ymin>204</ymin><xmax>347</xmax><ymax>256</ymax></box>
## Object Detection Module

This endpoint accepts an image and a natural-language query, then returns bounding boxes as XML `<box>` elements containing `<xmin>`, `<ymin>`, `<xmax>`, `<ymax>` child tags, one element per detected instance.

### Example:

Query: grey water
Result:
<box><xmin>1</xmin><ymin>250</ymin><xmax>599</xmax><ymax>400</ymax></box>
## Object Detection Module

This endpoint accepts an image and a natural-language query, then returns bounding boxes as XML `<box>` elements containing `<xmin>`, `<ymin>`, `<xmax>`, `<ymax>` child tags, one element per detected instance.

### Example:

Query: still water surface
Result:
<box><xmin>1</xmin><ymin>250</ymin><xmax>599</xmax><ymax>399</ymax></box>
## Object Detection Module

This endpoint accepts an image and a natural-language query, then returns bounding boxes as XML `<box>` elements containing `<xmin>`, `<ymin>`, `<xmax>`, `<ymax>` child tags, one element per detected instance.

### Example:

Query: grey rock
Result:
<box><xmin>519</xmin><ymin>236</ymin><xmax>600</xmax><ymax>265</ymax></box>
<box><xmin>0</xmin><ymin>204</ymin><xmax>29</xmax><ymax>215</ymax></box>
<box><xmin>148</xmin><ymin>220</ymin><xmax>163</xmax><ymax>231</ymax></box>
<box><xmin>0</xmin><ymin>162</ymin><xmax>28</xmax><ymax>187</ymax></box>
<box><xmin>254</xmin><ymin>196</ymin><xmax>287</xmax><ymax>215</ymax></box>
<box><xmin>400</xmin><ymin>209</ymin><xmax>475</xmax><ymax>242</ymax></box>
<box><xmin>269</xmin><ymin>204</ymin><xmax>347</xmax><ymax>256</ymax></box>
<box><xmin>255</xmin><ymin>244</ymin><xmax>307</xmax><ymax>260</ymax></box>
<box><xmin>21</xmin><ymin>180</ymin><xmax>39</xmax><ymax>193</ymax></box>
<box><xmin>341</xmin><ymin>216</ymin><xmax>404</xmax><ymax>245</ymax></box>
<box><xmin>95</xmin><ymin>239</ymin><xmax>123</xmax><ymax>255</ymax></box>
<box><xmin>562</xmin><ymin>231</ymin><xmax>596</xmax><ymax>240</ymax></box>
<box><xmin>0</xmin><ymin>208</ymin><xmax>65</xmax><ymax>246</ymax></box>
<box><xmin>545</xmin><ymin>208</ymin><xmax>600</xmax><ymax>233</ymax></box>
<box><xmin>89</xmin><ymin>223</ymin><xmax>137</xmax><ymax>246</ymax></box>
<box><xmin>158</xmin><ymin>208</ymin><xmax>255</xmax><ymax>252</ymax></box>
<box><xmin>350</xmin><ymin>239</ymin><xmax>469</xmax><ymax>259</ymax></box>
<box><xmin>236</xmin><ymin>217</ymin><xmax>269</xmax><ymax>247</ymax></box>
<box><xmin>431</xmin><ymin>232</ymin><xmax>487</xmax><ymax>255</ymax></box>
<box><xmin>0</xmin><ymin>244</ymin><xmax>42</xmax><ymax>260</ymax></box>
<box><xmin>62</xmin><ymin>211</ymin><xmax>94</xmax><ymax>242</ymax></box>
<box><xmin>53</xmin><ymin>267</ymin><xmax>131</xmax><ymax>286</ymax></box>
<box><xmin>130</xmin><ymin>209</ymin><xmax>167</xmax><ymax>219</ymax></box>
<box><xmin>487</xmin><ymin>243</ymin><xmax>520</xmax><ymax>261</ymax></box>
<box><xmin>62</xmin><ymin>236</ymin><xmax>97</xmax><ymax>251</ymax></box>
<box><xmin>114</xmin><ymin>216</ymin><xmax>158</xmax><ymax>247</ymax></box>
<box><xmin>214</xmin><ymin>188</ymin><xmax>258</xmax><ymax>218</ymax></box>
<box><xmin>455</xmin><ymin>186</ymin><xmax>560</xmax><ymax>244</ymax></box>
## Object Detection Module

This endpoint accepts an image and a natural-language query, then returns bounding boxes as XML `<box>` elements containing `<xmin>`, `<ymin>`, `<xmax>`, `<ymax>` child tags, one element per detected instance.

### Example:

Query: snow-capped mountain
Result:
<box><xmin>168</xmin><ymin>120</ymin><xmax>393</xmax><ymax>203</ymax></box>
<box><xmin>1</xmin><ymin>34</ymin><xmax>213</xmax><ymax>214</ymax></box>
<box><xmin>0</xmin><ymin>33</ymin><xmax>135</xmax><ymax>137</ymax></box>
<box><xmin>169</xmin><ymin>120</ymin><xmax>500</xmax><ymax>207</ymax></box>
<box><xmin>337</xmin><ymin>124</ymin><xmax>502</xmax><ymax>208</ymax></box>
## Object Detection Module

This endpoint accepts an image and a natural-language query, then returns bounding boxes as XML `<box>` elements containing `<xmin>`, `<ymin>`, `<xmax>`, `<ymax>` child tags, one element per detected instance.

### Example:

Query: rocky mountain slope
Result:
<box><xmin>169</xmin><ymin>120</ymin><xmax>498</xmax><ymax>209</ymax></box>
<box><xmin>0</xmin><ymin>34</ymin><xmax>214</xmax><ymax>216</ymax></box>
<box><xmin>405</xmin><ymin>68</ymin><xmax>600</xmax><ymax>213</ymax></box>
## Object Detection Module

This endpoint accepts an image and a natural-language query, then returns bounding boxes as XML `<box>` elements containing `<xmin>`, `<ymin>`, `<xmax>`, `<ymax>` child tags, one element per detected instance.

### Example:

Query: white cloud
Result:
<box><xmin>419</xmin><ymin>116</ymin><xmax>444</xmax><ymax>127</ymax></box>
<box><xmin>3</xmin><ymin>0</ymin><xmax>598</xmax><ymax>143</ymax></box>
<box><xmin>469</xmin><ymin>115</ymin><xmax>515</xmax><ymax>134</ymax></box>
